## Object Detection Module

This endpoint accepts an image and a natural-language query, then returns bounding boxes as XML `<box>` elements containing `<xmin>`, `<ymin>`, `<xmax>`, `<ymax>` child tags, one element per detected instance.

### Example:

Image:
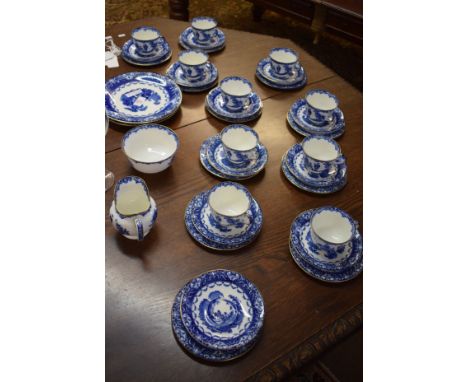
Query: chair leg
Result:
<box><xmin>311</xmin><ymin>4</ymin><xmax>327</xmax><ymax>44</ymax></box>
<box><xmin>252</xmin><ymin>4</ymin><xmax>265</xmax><ymax>22</ymax></box>
<box><xmin>168</xmin><ymin>0</ymin><xmax>189</xmax><ymax>21</ymax></box>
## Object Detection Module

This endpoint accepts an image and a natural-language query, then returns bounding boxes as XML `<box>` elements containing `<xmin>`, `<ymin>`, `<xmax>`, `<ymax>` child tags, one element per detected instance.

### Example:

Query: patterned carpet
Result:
<box><xmin>105</xmin><ymin>0</ymin><xmax>362</xmax><ymax>90</ymax></box>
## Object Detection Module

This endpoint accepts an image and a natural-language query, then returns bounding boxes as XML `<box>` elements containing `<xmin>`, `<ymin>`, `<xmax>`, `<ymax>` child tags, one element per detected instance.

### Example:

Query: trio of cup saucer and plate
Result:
<box><xmin>185</xmin><ymin>182</ymin><xmax>263</xmax><ymax>251</ymax></box>
<box><xmin>172</xmin><ymin>269</ymin><xmax>264</xmax><ymax>362</ymax></box>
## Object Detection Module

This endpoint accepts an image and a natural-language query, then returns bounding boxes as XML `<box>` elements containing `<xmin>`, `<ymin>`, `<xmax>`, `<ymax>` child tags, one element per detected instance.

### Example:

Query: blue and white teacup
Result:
<box><xmin>305</xmin><ymin>89</ymin><xmax>339</xmax><ymax>127</ymax></box>
<box><xmin>131</xmin><ymin>26</ymin><xmax>165</xmax><ymax>57</ymax></box>
<box><xmin>220</xmin><ymin>124</ymin><xmax>259</xmax><ymax>166</ymax></box>
<box><xmin>310</xmin><ymin>206</ymin><xmax>358</xmax><ymax>261</ymax></box>
<box><xmin>178</xmin><ymin>49</ymin><xmax>209</xmax><ymax>82</ymax></box>
<box><xmin>191</xmin><ymin>16</ymin><xmax>218</xmax><ymax>45</ymax></box>
<box><xmin>207</xmin><ymin>182</ymin><xmax>252</xmax><ymax>228</ymax></box>
<box><xmin>269</xmin><ymin>47</ymin><xmax>299</xmax><ymax>78</ymax></box>
<box><xmin>301</xmin><ymin>136</ymin><xmax>346</xmax><ymax>181</ymax></box>
<box><xmin>219</xmin><ymin>76</ymin><xmax>253</xmax><ymax>112</ymax></box>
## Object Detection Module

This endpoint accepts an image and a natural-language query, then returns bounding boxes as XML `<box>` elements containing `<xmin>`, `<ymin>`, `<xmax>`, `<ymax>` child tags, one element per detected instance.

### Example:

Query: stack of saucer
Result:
<box><xmin>179</xmin><ymin>16</ymin><xmax>225</xmax><ymax>53</ymax></box>
<box><xmin>289</xmin><ymin>206</ymin><xmax>363</xmax><ymax>283</ymax></box>
<box><xmin>200</xmin><ymin>124</ymin><xmax>268</xmax><ymax>180</ymax></box>
<box><xmin>122</xmin><ymin>26</ymin><xmax>172</xmax><ymax>66</ymax></box>
<box><xmin>288</xmin><ymin>89</ymin><xmax>345</xmax><ymax>138</ymax></box>
<box><xmin>172</xmin><ymin>269</ymin><xmax>265</xmax><ymax>362</ymax></box>
<box><xmin>185</xmin><ymin>182</ymin><xmax>263</xmax><ymax>251</ymax></box>
<box><xmin>256</xmin><ymin>48</ymin><xmax>307</xmax><ymax>90</ymax></box>
<box><xmin>206</xmin><ymin>76</ymin><xmax>263</xmax><ymax>123</ymax></box>
<box><xmin>282</xmin><ymin>136</ymin><xmax>347</xmax><ymax>194</ymax></box>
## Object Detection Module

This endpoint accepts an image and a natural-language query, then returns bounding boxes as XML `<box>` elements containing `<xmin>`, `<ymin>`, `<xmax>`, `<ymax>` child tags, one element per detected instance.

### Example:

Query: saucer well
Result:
<box><xmin>179</xmin><ymin>27</ymin><xmax>226</xmax><ymax>53</ymax></box>
<box><xmin>255</xmin><ymin>58</ymin><xmax>307</xmax><ymax>90</ymax></box>
<box><xmin>166</xmin><ymin>61</ymin><xmax>218</xmax><ymax>93</ymax></box>
<box><xmin>121</xmin><ymin>39</ymin><xmax>172</xmax><ymax>66</ymax></box>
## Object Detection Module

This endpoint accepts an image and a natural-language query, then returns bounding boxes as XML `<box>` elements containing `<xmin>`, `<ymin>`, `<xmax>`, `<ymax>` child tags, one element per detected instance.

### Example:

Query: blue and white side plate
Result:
<box><xmin>105</xmin><ymin>72</ymin><xmax>182</xmax><ymax>125</ymax></box>
<box><xmin>180</xmin><ymin>269</ymin><xmax>264</xmax><ymax>351</ymax></box>
<box><xmin>166</xmin><ymin>61</ymin><xmax>218</xmax><ymax>93</ymax></box>
<box><xmin>121</xmin><ymin>39</ymin><xmax>172</xmax><ymax>66</ymax></box>
<box><xmin>281</xmin><ymin>154</ymin><xmax>347</xmax><ymax>194</ymax></box>
<box><xmin>192</xmin><ymin>192</ymin><xmax>263</xmax><ymax>245</ymax></box>
<box><xmin>185</xmin><ymin>193</ymin><xmax>259</xmax><ymax>251</ymax></box>
<box><xmin>172</xmin><ymin>282</ymin><xmax>256</xmax><ymax>361</ymax></box>
<box><xmin>205</xmin><ymin>135</ymin><xmax>268</xmax><ymax>178</ymax></box>
<box><xmin>255</xmin><ymin>58</ymin><xmax>307</xmax><ymax>90</ymax></box>
<box><xmin>289</xmin><ymin>209</ymin><xmax>362</xmax><ymax>273</ymax></box>
<box><xmin>206</xmin><ymin>87</ymin><xmax>263</xmax><ymax>123</ymax></box>
<box><xmin>179</xmin><ymin>27</ymin><xmax>226</xmax><ymax>53</ymax></box>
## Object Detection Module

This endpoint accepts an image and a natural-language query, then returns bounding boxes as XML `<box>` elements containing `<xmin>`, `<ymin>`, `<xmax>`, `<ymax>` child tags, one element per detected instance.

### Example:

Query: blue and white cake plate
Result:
<box><xmin>281</xmin><ymin>154</ymin><xmax>347</xmax><ymax>194</ymax></box>
<box><xmin>185</xmin><ymin>193</ymin><xmax>260</xmax><ymax>251</ymax></box>
<box><xmin>289</xmin><ymin>209</ymin><xmax>363</xmax><ymax>274</ymax></box>
<box><xmin>166</xmin><ymin>61</ymin><xmax>218</xmax><ymax>93</ymax></box>
<box><xmin>172</xmin><ymin>281</ymin><xmax>256</xmax><ymax>361</ymax></box>
<box><xmin>206</xmin><ymin>87</ymin><xmax>263</xmax><ymax>123</ymax></box>
<box><xmin>105</xmin><ymin>72</ymin><xmax>182</xmax><ymax>125</ymax></box>
<box><xmin>255</xmin><ymin>58</ymin><xmax>307</xmax><ymax>90</ymax></box>
<box><xmin>179</xmin><ymin>27</ymin><xmax>226</xmax><ymax>53</ymax></box>
<box><xmin>121</xmin><ymin>39</ymin><xmax>172</xmax><ymax>66</ymax></box>
<box><xmin>191</xmin><ymin>192</ymin><xmax>263</xmax><ymax>246</ymax></box>
<box><xmin>180</xmin><ymin>269</ymin><xmax>264</xmax><ymax>351</ymax></box>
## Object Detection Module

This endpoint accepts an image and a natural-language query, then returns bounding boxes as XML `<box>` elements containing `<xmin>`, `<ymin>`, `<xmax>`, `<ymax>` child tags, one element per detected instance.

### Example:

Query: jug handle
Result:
<box><xmin>135</xmin><ymin>219</ymin><xmax>144</xmax><ymax>241</ymax></box>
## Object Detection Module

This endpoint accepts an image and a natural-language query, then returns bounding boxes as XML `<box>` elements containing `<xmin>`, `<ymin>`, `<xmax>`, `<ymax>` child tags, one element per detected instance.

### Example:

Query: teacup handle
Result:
<box><xmin>135</xmin><ymin>218</ymin><xmax>144</xmax><ymax>241</ymax></box>
<box><xmin>333</xmin><ymin>155</ymin><xmax>347</xmax><ymax>176</ymax></box>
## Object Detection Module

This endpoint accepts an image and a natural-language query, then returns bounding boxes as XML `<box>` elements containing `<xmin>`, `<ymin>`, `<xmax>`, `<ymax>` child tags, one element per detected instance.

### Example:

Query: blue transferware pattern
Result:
<box><xmin>256</xmin><ymin>58</ymin><xmax>307</xmax><ymax>90</ymax></box>
<box><xmin>206</xmin><ymin>87</ymin><xmax>263</xmax><ymax>123</ymax></box>
<box><xmin>172</xmin><ymin>282</ymin><xmax>256</xmax><ymax>361</ymax></box>
<box><xmin>191</xmin><ymin>16</ymin><xmax>219</xmax><ymax>45</ymax></box>
<box><xmin>192</xmin><ymin>192</ymin><xmax>263</xmax><ymax>245</ymax></box>
<box><xmin>131</xmin><ymin>26</ymin><xmax>163</xmax><ymax>56</ymax></box>
<box><xmin>219</xmin><ymin>77</ymin><xmax>253</xmax><ymax>112</ymax></box>
<box><xmin>166</xmin><ymin>61</ymin><xmax>218</xmax><ymax>93</ymax></box>
<box><xmin>290</xmin><ymin>209</ymin><xmax>362</xmax><ymax>273</ymax></box>
<box><xmin>285</xmin><ymin>144</ymin><xmax>347</xmax><ymax>186</ymax></box>
<box><xmin>180</xmin><ymin>270</ymin><xmax>264</xmax><ymax>351</ymax></box>
<box><xmin>122</xmin><ymin>38</ymin><xmax>172</xmax><ymax>66</ymax></box>
<box><xmin>220</xmin><ymin>125</ymin><xmax>259</xmax><ymax>165</ymax></box>
<box><xmin>105</xmin><ymin>72</ymin><xmax>182</xmax><ymax>125</ymax></box>
<box><xmin>179</xmin><ymin>27</ymin><xmax>226</xmax><ymax>53</ymax></box>
<box><xmin>304</xmin><ymin>89</ymin><xmax>339</xmax><ymax>127</ymax></box>
<box><xmin>268</xmin><ymin>47</ymin><xmax>299</xmax><ymax>78</ymax></box>
<box><xmin>185</xmin><ymin>194</ymin><xmax>259</xmax><ymax>250</ymax></box>
<box><xmin>281</xmin><ymin>154</ymin><xmax>347</xmax><ymax>194</ymax></box>
<box><xmin>290</xmin><ymin>98</ymin><xmax>345</xmax><ymax>133</ymax></box>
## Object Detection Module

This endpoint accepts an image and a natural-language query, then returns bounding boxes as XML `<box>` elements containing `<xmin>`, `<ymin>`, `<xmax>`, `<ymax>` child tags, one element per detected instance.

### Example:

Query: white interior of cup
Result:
<box><xmin>311</xmin><ymin>210</ymin><xmax>353</xmax><ymax>244</ymax></box>
<box><xmin>270</xmin><ymin>49</ymin><xmax>297</xmax><ymax>64</ymax></box>
<box><xmin>221</xmin><ymin>127</ymin><xmax>258</xmax><ymax>151</ymax></box>
<box><xmin>124</xmin><ymin>128</ymin><xmax>177</xmax><ymax>163</ymax></box>
<box><xmin>306</xmin><ymin>92</ymin><xmax>338</xmax><ymax>111</ymax></box>
<box><xmin>302</xmin><ymin>138</ymin><xmax>338</xmax><ymax>161</ymax></box>
<box><xmin>220</xmin><ymin>78</ymin><xmax>251</xmax><ymax>96</ymax></box>
<box><xmin>179</xmin><ymin>51</ymin><xmax>208</xmax><ymax>65</ymax></box>
<box><xmin>116</xmin><ymin>181</ymin><xmax>150</xmax><ymax>215</ymax></box>
<box><xmin>192</xmin><ymin>18</ymin><xmax>217</xmax><ymax>30</ymax></box>
<box><xmin>209</xmin><ymin>185</ymin><xmax>250</xmax><ymax>216</ymax></box>
<box><xmin>132</xmin><ymin>28</ymin><xmax>160</xmax><ymax>41</ymax></box>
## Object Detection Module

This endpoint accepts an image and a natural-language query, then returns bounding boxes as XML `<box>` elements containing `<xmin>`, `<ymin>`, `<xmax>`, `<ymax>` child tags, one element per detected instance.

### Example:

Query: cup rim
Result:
<box><xmin>305</xmin><ymin>89</ymin><xmax>339</xmax><ymax>111</ymax></box>
<box><xmin>121</xmin><ymin>124</ymin><xmax>179</xmax><ymax>164</ymax></box>
<box><xmin>178</xmin><ymin>49</ymin><xmax>209</xmax><ymax>66</ymax></box>
<box><xmin>219</xmin><ymin>76</ymin><xmax>253</xmax><ymax>96</ymax></box>
<box><xmin>220</xmin><ymin>124</ymin><xmax>259</xmax><ymax>152</ymax></box>
<box><xmin>310</xmin><ymin>206</ymin><xmax>357</xmax><ymax>245</ymax></box>
<box><xmin>207</xmin><ymin>182</ymin><xmax>252</xmax><ymax>218</ymax></box>
<box><xmin>269</xmin><ymin>47</ymin><xmax>299</xmax><ymax>64</ymax></box>
<box><xmin>191</xmin><ymin>16</ymin><xmax>218</xmax><ymax>31</ymax></box>
<box><xmin>131</xmin><ymin>26</ymin><xmax>162</xmax><ymax>42</ymax></box>
<box><xmin>301</xmin><ymin>136</ymin><xmax>341</xmax><ymax>162</ymax></box>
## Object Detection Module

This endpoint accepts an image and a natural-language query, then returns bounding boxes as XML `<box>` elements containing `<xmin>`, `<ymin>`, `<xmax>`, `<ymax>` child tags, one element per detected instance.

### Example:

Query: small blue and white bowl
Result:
<box><xmin>131</xmin><ymin>26</ymin><xmax>165</xmax><ymax>57</ymax></box>
<box><xmin>191</xmin><ymin>16</ymin><xmax>218</xmax><ymax>45</ymax></box>
<box><xmin>219</xmin><ymin>76</ymin><xmax>253</xmax><ymax>113</ymax></box>
<box><xmin>178</xmin><ymin>49</ymin><xmax>209</xmax><ymax>82</ymax></box>
<box><xmin>305</xmin><ymin>89</ymin><xmax>339</xmax><ymax>127</ymax></box>
<box><xmin>121</xmin><ymin>124</ymin><xmax>179</xmax><ymax>173</ymax></box>
<box><xmin>220</xmin><ymin>124</ymin><xmax>259</xmax><ymax>166</ymax></box>
<box><xmin>269</xmin><ymin>48</ymin><xmax>299</xmax><ymax>78</ymax></box>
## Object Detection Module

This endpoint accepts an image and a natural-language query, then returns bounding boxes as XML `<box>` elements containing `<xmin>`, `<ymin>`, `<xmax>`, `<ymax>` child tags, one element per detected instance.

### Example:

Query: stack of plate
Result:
<box><xmin>121</xmin><ymin>38</ymin><xmax>172</xmax><ymax>67</ymax></box>
<box><xmin>179</xmin><ymin>27</ymin><xmax>225</xmax><ymax>53</ymax></box>
<box><xmin>166</xmin><ymin>61</ymin><xmax>218</xmax><ymax>93</ymax></box>
<box><xmin>172</xmin><ymin>269</ymin><xmax>265</xmax><ymax>362</ymax></box>
<box><xmin>255</xmin><ymin>58</ymin><xmax>307</xmax><ymax>90</ymax></box>
<box><xmin>105</xmin><ymin>72</ymin><xmax>182</xmax><ymax>126</ymax></box>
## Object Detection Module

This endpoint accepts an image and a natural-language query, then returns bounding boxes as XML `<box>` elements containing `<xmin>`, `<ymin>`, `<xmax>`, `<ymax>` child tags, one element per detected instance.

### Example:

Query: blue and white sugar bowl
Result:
<box><xmin>268</xmin><ymin>47</ymin><xmax>300</xmax><ymax>78</ymax></box>
<box><xmin>219</xmin><ymin>76</ymin><xmax>254</xmax><ymax>112</ymax></box>
<box><xmin>109</xmin><ymin>176</ymin><xmax>158</xmax><ymax>241</ymax></box>
<box><xmin>131</xmin><ymin>26</ymin><xmax>165</xmax><ymax>57</ymax></box>
<box><xmin>178</xmin><ymin>49</ymin><xmax>209</xmax><ymax>82</ymax></box>
<box><xmin>191</xmin><ymin>16</ymin><xmax>219</xmax><ymax>44</ymax></box>
<box><xmin>304</xmin><ymin>89</ymin><xmax>339</xmax><ymax>127</ymax></box>
<box><xmin>121</xmin><ymin>124</ymin><xmax>179</xmax><ymax>174</ymax></box>
<box><xmin>301</xmin><ymin>136</ymin><xmax>346</xmax><ymax>180</ymax></box>
<box><xmin>220</xmin><ymin>124</ymin><xmax>259</xmax><ymax>166</ymax></box>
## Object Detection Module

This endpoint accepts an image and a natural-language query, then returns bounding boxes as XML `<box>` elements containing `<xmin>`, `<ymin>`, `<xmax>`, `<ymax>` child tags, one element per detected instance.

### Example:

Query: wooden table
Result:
<box><xmin>106</xmin><ymin>17</ymin><xmax>362</xmax><ymax>382</ymax></box>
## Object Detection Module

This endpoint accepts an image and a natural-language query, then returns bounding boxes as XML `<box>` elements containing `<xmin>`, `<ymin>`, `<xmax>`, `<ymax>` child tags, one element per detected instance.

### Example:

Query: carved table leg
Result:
<box><xmin>168</xmin><ymin>0</ymin><xmax>189</xmax><ymax>21</ymax></box>
<box><xmin>252</xmin><ymin>4</ymin><xmax>265</xmax><ymax>22</ymax></box>
<box><xmin>311</xmin><ymin>4</ymin><xmax>327</xmax><ymax>44</ymax></box>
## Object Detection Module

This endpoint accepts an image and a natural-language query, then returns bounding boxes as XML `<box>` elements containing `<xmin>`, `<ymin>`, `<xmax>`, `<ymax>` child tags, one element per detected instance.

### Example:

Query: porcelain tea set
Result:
<box><xmin>179</xmin><ymin>16</ymin><xmax>226</xmax><ymax>53</ymax></box>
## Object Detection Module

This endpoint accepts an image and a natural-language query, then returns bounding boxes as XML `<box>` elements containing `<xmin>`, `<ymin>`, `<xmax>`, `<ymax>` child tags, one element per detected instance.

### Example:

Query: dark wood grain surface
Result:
<box><xmin>106</xmin><ymin>17</ymin><xmax>362</xmax><ymax>382</ymax></box>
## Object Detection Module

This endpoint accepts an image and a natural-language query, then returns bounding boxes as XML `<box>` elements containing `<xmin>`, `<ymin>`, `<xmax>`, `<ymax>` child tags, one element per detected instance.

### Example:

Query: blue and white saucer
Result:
<box><xmin>180</xmin><ymin>269</ymin><xmax>264</xmax><ymax>351</ymax></box>
<box><xmin>105</xmin><ymin>72</ymin><xmax>182</xmax><ymax>125</ymax></box>
<box><xmin>172</xmin><ymin>281</ymin><xmax>256</xmax><ymax>361</ymax></box>
<box><xmin>289</xmin><ymin>209</ymin><xmax>362</xmax><ymax>274</ymax></box>
<box><xmin>179</xmin><ymin>27</ymin><xmax>226</xmax><ymax>53</ymax></box>
<box><xmin>204</xmin><ymin>135</ymin><xmax>268</xmax><ymax>178</ymax></box>
<box><xmin>281</xmin><ymin>154</ymin><xmax>347</xmax><ymax>194</ymax></box>
<box><xmin>192</xmin><ymin>192</ymin><xmax>263</xmax><ymax>246</ymax></box>
<box><xmin>285</xmin><ymin>144</ymin><xmax>347</xmax><ymax>186</ymax></box>
<box><xmin>287</xmin><ymin>99</ymin><xmax>345</xmax><ymax>138</ymax></box>
<box><xmin>206</xmin><ymin>87</ymin><xmax>263</xmax><ymax>123</ymax></box>
<box><xmin>185</xmin><ymin>193</ymin><xmax>259</xmax><ymax>251</ymax></box>
<box><xmin>166</xmin><ymin>61</ymin><xmax>218</xmax><ymax>93</ymax></box>
<box><xmin>121</xmin><ymin>39</ymin><xmax>172</xmax><ymax>66</ymax></box>
<box><xmin>255</xmin><ymin>58</ymin><xmax>307</xmax><ymax>90</ymax></box>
